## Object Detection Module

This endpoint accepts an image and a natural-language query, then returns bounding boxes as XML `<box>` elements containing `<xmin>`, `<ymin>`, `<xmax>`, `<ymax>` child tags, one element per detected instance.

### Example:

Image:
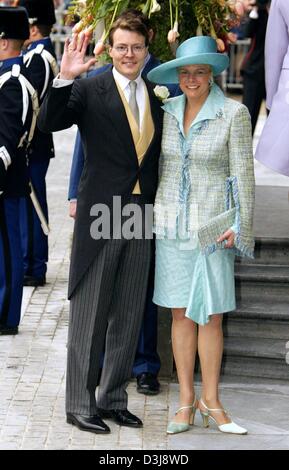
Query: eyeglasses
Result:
<box><xmin>178</xmin><ymin>69</ymin><xmax>211</xmax><ymax>79</ymax></box>
<box><xmin>113</xmin><ymin>45</ymin><xmax>147</xmax><ymax>55</ymax></box>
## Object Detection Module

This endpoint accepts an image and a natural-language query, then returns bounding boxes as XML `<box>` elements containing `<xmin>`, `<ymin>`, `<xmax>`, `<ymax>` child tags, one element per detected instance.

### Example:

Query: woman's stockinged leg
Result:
<box><xmin>198</xmin><ymin>313</ymin><xmax>231</xmax><ymax>425</ymax></box>
<box><xmin>171</xmin><ymin>308</ymin><xmax>198</xmax><ymax>424</ymax></box>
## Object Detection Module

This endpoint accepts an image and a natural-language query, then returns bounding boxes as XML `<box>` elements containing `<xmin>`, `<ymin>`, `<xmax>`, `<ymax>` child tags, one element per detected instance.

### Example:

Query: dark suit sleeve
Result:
<box><xmin>66</xmin><ymin>65</ymin><xmax>111</xmax><ymax>200</ymax></box>
<box><xmin>0</xmin><ymin>79</ymin><xmax>25</xmax><ymax>192</ymax></box>
<box><xmin>242</xmin><ymin>16</ymin><xmax>258</xmax><ymax>38</ymax></box>
<box><xmin>144</xmin><ymin>55</ymin><xmax>182</xmax><ymax>97</ymax></box>
<box><xmin>167</xmin><ymin>84</ymin><xmax>182</xmax><ymax>97</ymax></box>
<box><xmin>37</xmin><ymin>79</ymin><xmax>85</xmax><ymax>133</ymax></box>
<box><xmin>68</xmin><ymin>131</ymin><xmax>84</xmax><ymax>200</ymax></box>
<box><xmin>87</xmin><ymin>64</ymin><xmax>111</xmax><ymax>77</ymax></box>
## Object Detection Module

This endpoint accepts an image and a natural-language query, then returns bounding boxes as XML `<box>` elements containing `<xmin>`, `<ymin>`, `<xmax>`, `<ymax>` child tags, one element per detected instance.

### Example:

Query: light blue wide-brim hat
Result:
<box><xmin>147</xmin><ymin>36</ymin><xmax>229</xmax><ymax>84</ymax></box>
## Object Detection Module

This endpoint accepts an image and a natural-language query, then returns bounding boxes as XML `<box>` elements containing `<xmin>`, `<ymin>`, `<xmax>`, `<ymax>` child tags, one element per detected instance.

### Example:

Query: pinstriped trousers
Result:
<box><xmin>66</xmin><ymin>236</ymin><xmax>152</xmax><ymax>415</ymax></box>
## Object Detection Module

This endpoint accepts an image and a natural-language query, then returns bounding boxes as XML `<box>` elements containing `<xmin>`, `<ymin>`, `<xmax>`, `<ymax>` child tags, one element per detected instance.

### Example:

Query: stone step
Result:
<box><xmin>221</xmin><ymin>355</ymin><xmax>289</xmax><ymax>380</ymax></box>
<box><xmin>237</xmin><ymin>237</ymin><xmax>289</xmax><ymax>265</ymax></box>
<box><xmin>222</xmin><ymin>336</ymin><xmax>289</xmax><ymax>380</ymax></box>
<box><xmin>222</xmin><ymin>188</ymin><xmax>289</xmax><ymax>380</ymax></box>
<box><xmin>236</xmin><ymin>282</ymin><xmax>289</xmax><ymax>301</ymax></box>
<box><xmin>235</xmin><ymin>264</ymin><xmax>289</xmax><ymax>300</ymax></box>
<box><xmin>223</xmin><ymin>317</ymin><xmax>289</xmax><ymax>340</ymax></box>
<box><xmin>233</xmin><ymin>300</ymin><xmax>289</xmax><ymax>320</ymax></box>
<box><xmin>235</xmin><ymin>264</ymin><xmax>289</xmax><ymax>283</ymax></box>
<box><xmin>237</xmin><ymin>237</ymin><xmax>289</xmax><ymax>264</ymax></box>
<box><xmin>224</xmin><ymin>336</ymin><xmax>287</xmax><ymax>360</ymax></box>
<box><xmin>223</xmin><ymin>337</ymin><xmax>289</xmax><ymax>379</ymax></box>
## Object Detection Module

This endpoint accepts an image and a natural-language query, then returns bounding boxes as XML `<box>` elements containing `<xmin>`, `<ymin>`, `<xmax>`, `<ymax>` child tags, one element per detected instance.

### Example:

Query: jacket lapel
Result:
<box><xmin>95</xmin><ymin>70</ymin><xmax>138</xmax><ymax>165</ymax></box>
<box><xmin>145</xmin><ymin>76</ymin><xmax>162</xmax><ymax>134</ymax></box>
<box><xmin>94</xmin><ymin>70</ymin><xmax>162</xmax><ymax>168</ymax></box>
<box><xmin>139</xmin><ymin>77</ymin><xmax>163</xmax><ymax>167</ymax></box>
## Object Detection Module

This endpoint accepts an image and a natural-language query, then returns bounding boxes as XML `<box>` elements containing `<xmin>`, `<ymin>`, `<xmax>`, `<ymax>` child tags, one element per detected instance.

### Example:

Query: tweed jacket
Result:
<box><xmin>153</xmin><ymin>84</ymin><xmax>255</xmax><ymax>258</ymax></box>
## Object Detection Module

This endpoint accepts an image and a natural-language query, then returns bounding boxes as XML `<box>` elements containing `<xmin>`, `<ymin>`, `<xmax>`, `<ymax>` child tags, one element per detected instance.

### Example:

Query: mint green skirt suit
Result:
<box><xmin>153</xmin><ymin>85</ymin><xmax>255</xmax><ymax>325</ymax></box>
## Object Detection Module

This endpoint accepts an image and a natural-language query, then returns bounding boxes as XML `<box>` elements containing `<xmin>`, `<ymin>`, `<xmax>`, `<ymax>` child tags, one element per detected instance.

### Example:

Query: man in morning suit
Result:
<box><xmin>38</xmin><ymin>16</ymin><xmax>163</xmax><ymax>434</ymax></box>
<box><xmin>18</xmin><ymin>0</ymin><xmax>58</xmax><ymax>287</ymax></box>
<box><xmin>68</xmin><ymin>9</ymin><xmax>180</xmax><ymax>396</ymax></box>
<box><xmin>0</xmin><ymin>6</ymin><xmax>38</xmax><ymax>335</ymax></box>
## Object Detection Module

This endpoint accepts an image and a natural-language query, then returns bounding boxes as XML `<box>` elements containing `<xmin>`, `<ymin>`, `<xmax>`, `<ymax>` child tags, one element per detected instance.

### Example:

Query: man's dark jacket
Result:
<box><xmin>38</xmin><ymin>69</ymin><xmax>163</xmax><ymax>298</ymax></box>
<box><xmin>241</xmin><ymin>8</ymin><xmax>269</xmax><ymax>82</ymax></box>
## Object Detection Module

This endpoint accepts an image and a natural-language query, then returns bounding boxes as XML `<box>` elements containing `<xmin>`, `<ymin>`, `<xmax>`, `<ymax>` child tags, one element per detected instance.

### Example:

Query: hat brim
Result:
<box><xmin>147</xmin><ymin>53</ymin><xmax>229</xmax><ymax>84</ymax></box>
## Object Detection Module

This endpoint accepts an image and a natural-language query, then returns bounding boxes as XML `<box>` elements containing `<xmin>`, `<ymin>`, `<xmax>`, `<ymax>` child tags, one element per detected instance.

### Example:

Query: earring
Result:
<box><xmin>208</xmin><ymin>77</ymin><xmax>214</xmax><ymax>87</ymax></box>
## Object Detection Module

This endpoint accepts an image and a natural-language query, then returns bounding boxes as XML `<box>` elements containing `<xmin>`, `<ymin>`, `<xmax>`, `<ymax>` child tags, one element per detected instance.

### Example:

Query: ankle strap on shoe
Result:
<box><xmin>176</xmin><ymin>397</ymin><xmax>197</xmax><ymax>414</ymax></box>
<box><xmin>200</xmin><ymin>398</ymin><xmax>227</xmax><ymax>413</ymax></box>
<box><xmin>176</xmin><ymin>405</ymin><xmax>194</xmax><ymax>414</ymax></box>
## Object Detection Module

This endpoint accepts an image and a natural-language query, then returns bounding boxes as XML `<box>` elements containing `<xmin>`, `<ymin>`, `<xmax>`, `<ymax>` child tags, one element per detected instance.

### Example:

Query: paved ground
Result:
<box><xmin>0</xmin><ymin>109</ymin><xmax>289</xmax><ymax>450</ymax></box>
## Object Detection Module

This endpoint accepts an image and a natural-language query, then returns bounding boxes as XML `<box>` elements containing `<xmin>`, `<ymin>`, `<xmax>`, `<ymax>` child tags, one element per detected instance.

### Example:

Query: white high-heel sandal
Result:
<box><xmin>199</xmin><ymin>398</ymin><xmax>247</xmax><ymax>435</ymax></box>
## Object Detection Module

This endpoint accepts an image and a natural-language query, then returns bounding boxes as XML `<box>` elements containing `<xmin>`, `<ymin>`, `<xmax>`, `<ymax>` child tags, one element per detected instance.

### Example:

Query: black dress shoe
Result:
<box><xmin>97</xmin><ymin>408</ymin><xmax>143</xmax><ymax>428</ymax></box>
<box><xmin>66</xmin><ymin>413</ymin><xmax>110</xmax><ymax>434</ymax></box>
<box><xmin>136</xmin><ymin>373</ymin><xmax>160</xmax><ymax>395</ymax></box>
<box><xmin>0</xmin><ymin>325</ymin><xmax>18</xmax><ymax>335</ymax></box>
<box><xmin>24</xmin><ymin>275</ymin><xmax>46</xmax><ymax>287</ymax></box>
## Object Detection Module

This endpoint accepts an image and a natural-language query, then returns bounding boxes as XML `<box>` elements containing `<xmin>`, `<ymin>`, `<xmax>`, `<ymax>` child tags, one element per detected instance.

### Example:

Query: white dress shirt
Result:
<box><xmin>112</xmin><ymin>67</ymin><xmax>146</xmax><ymax>130</ymax></box>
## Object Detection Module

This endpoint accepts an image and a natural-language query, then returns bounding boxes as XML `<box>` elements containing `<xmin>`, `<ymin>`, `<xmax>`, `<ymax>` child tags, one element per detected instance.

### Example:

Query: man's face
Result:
<box><xmin>0</xmin><ymin>38</ymin><xmax>22</xmax><ymax>61</ymax></box>
<box><xmin>109</xmin><ymin>28</ymin><xmax>148</xmax><ymax>80</ymax></box>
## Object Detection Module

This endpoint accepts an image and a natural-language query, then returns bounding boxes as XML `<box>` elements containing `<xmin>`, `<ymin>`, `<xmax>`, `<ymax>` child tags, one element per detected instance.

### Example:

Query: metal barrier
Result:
<box><xmin>225</xmin><ymin>39</ymin><xmax>251</xmax><ymax>91</ymax></box>
<box><xmin>51</xmin><ymin>7</ymin><xmax>72</xmax><ymax>63</ymax></box>
<box><xmin>51</xmin><ymin>7</ymin><xmax>97</xmax><ymax>64</ymax></box>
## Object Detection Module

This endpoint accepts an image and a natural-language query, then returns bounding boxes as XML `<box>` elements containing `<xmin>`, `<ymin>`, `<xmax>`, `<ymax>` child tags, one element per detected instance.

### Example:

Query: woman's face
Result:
<box><xmin>178</xmin><ymin>64</ymin><xmax>212</xmax><ymax>100</ymax></box>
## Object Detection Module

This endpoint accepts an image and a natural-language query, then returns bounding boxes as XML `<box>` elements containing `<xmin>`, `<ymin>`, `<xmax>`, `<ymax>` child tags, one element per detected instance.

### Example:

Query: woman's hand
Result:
<box><xmin>60</xmin><ymin>33</ymin><xmax>96</xmax><ymax>80</ymax></box>
<box><xmin>217</xmin><ymin>229</ymin><xmax>235</xmax><ymax>248</ymax></box>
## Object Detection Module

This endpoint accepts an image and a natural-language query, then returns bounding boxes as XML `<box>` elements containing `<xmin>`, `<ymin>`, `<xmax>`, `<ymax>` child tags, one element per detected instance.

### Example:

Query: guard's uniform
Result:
<box><xmin>0</xmin><ymin>7</ymin><xmax>38</xmax><ymax>334</ymax></box>
<box><xmin>18</xmin><ymin>0</ymin><xmax>58</xmax><ymax>285</ymax></box>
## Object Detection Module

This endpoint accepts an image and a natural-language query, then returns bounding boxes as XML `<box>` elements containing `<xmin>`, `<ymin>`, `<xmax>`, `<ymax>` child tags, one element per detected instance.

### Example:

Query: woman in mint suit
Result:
<box><xmin>148</xmin><ymin>36</ymin><xmax>255</xmax><ymax>436</ymax></box>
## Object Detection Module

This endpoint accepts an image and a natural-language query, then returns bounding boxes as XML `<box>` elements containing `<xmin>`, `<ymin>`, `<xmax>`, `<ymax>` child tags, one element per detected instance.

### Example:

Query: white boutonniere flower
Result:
<box><xmin>154</xmin><ymin>85</ymin><xmax>170</xmax><ymax>102</ymax></box>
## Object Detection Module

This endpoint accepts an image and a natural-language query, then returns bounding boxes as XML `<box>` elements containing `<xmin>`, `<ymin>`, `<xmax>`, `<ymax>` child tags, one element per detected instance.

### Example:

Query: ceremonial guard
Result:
<box><xmin>0</xmin><ymin>6</ymin><xmax>38</xmax><ymax>335</ymax></box>
<box><xmin>19</xmin><ymin>0</ymin><xmax>58</xmax><ymax>286</ymax></box>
